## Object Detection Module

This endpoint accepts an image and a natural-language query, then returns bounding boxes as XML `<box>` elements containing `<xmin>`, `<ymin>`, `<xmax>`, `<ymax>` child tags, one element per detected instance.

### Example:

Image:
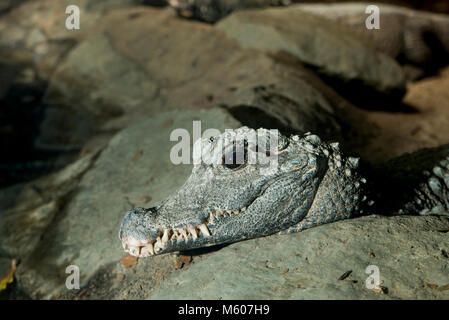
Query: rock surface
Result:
<box><xmin>149</xmin><ymin>215</ymin><xmax>449</xmax><ymax>299</ymax></box>
<box><xmin>38</xmin><ymin>6</ymin><xmax>356</xmax><ymax>150</ymax></box>
<box><xmin>297</xmin><ymin>2</ymin><xmax>449</xmax><ymax>76</ymax></box>
<box><xmin>36</xmin><ymin>33</ymin><xmax>159</xmax><ymax>149</ymax></box>
<box><xmin>0</xmin><ymin>152</ymin><xmax>99</xmax><ymax>259</ymax></box>
<box><xmin>217</xmin><ymin>7</ymin><xmax>406</xmax><ymax>100</ymax></box>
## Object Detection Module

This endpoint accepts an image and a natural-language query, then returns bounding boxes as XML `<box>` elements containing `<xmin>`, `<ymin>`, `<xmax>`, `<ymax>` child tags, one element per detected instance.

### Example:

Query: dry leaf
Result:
<box><xmin>175</xmin><ymin>255</ymin><xmax>192</xmax><ymax>270</ymax></box>
<box><xmin>344</xmin><ymin>280</ymin><xmax>358</xmax><ymax>284</ymax></box>
<box><xmin>437</xmin><ymin>283</ymin><xmax>449</xmax><ymax>291</ymax></box>
<box><xmin>280</xmin><ymin>269</ymin><xmax>289</xmax><ymax>275</ymax></box>
<box><xmin>0</xmin><ymin>259</ymin><xmax>17</xmax><ymax>292</ymax></box>
<box><xmin>132</xmin><ymin>150</ymin><xmax>143</xmax><ymax>162</ymax></box>
<box><xmin>338</xmin><ymin>270</ymin><xmax>352</xmax><ymax>281</ymax></box>
<box><xmin>426</xmin><ymin>283</ymin><xmax>439</xmax><ymax>289</ymax></box>
<box><xmin>120</xmin><ymin>255</ymin><xmax>138</xmax><ymax>268</ymax></box>
<box><xmin>426</xmin><ymin>282</ymin><xmax>449</xmax><ymax>291</ymax></box>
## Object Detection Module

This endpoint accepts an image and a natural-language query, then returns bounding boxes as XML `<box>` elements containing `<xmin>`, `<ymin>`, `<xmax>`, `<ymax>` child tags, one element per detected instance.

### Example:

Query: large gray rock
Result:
<box><xmin>105</xmin><ymin>7</ymin><xmax>366</xmax><ymax>139</ymax></box>
<box><xmin>0</xmin><ymin>0</ymin><xmax>140</xmax><ymax>79</ymax></box>
<box><xmin>217</xmin><ymin>7</ymin><xmax>406</xmax><ymax>99</ymax></box>
<box><xmin>16</xmin><ymin>107</ymin><xmax>241</xmax><ymax>299</ymax></box>
<box><xmin>150</xmin><ymin>215</ymin><xmax>449</xmax><ymax>299</ymax></box>
<box><xmin>0</xmin><ymin>1</ymin><xmax>161</xmax><ymax>152</ymax></box>
<box><xmin>37</xmin><ymin>33</ymin><xmax>159</xmax><ymax>149</ymax></box>
<box><xmin>296</xmin><ymin>3</ymin><xmax>449</xmax><ymax>71</ymax></box>
<box><xmin>0</xmin><ymin>152</ymin><xmax>99</xmax><ymax>259</ymax></box>
<box><xmin>38</xmin><ymin>6</ymin><xmax>358</xmax><ymax>150</ymax></box>
<box><xmin>212</xmin><ymin>61</ymin><xmax>345</xmax><ymax>141</ymax></box>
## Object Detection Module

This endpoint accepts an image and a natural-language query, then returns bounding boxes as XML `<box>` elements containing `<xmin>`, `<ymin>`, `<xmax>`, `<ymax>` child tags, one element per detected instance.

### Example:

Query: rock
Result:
<box><xmin>296</xmin><ymin>3</ymin><xmax>449</xmax><ymax>76</ymax></box>
<box><xmin>217</xmin><ymin>7</ymin><xmax>407</xmax><ymax>104</ymax></box>
<box><xmin>24</xmin><ymin>28</ymin><xmax>47</xmax><ymax>49</ymax></box>
<box><xmin>0</xmin><ymin>0</ymin><xmax>25</xmax><ymax>15</ymax></box>
<box><xmin>0</xmin><ymin>0</ymin><xmax>144</xmax><ymax>80</ymax></box>
<box><xmin>1</xmin><ymin>201</ymin><xmax>58</xmax><ymax>259</ymax></box>
<box><xmin>44</xmin><ymin>33</ymin><xmax>158</xmax><ymax>117</ymax></box>
<box><xmin>38</xmin><ymin>6</ymin><xmax>358</xmax><ymax>149</ymax></box>
<box><xmin>37</xmin><ymin>33</ymin><xmax>159</xmax><ymax>149</ymax></box>
<box><xmin>356</xmin><ymin>65</ymin><xmax>449</xmax><ymax>163</ymax></box>
<box><xmin>149</xmin><ymin>215</ymin><xmax>449</xmax><ymax>299</ymax></box>
<box><xmin>0</xmin><ymin>152</ymin><xmax>99</xmax><ymax>259</ymax></box>
<box><xmin>217</xmin><ymin>72</ymin><xmax>343</xmax><ymax>140</ymax></box>
<box><xmin>16</xmin><ymin>107</ymin><xmax>241</xmax><ymax>299</ymax></box>
<box><xmin>103</xmin><ymin>7</ymin><xmax>362</xmax><ymax>136</ymax></box>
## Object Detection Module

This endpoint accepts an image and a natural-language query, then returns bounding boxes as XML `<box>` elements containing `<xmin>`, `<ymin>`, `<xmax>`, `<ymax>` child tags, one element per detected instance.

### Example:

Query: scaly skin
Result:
<box><xmin>119</xmin><ymin>127</ymin><xmax>449</xmax><ymax>258</ymax></box>
<box><xmin>168</xmin><ymin>0</ymin><xmax>291</xmax><ymax>23</ymax></box>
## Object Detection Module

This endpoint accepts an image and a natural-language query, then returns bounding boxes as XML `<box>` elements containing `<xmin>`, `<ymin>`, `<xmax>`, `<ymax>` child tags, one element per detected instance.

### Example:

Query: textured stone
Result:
<box><xmin>38</xmin><ymin>6</ymin><xmax>353</xmax><ymax>149</ymax></box>
<box><xmin>296</xmin><ymin>3</ymin><xmax>449</xmax><ymax>71</ymax></box>
<box><xmin>0</xmin><ymin>152</ymin><xmax>98</xmax><ymax>259</ymax></box>
<box><xmin>149</xmin><ymin>215</ymin><xmax>449</xmax><ymax>299</ymax></box>
<box><xmin>217</xmin><ymin>7</ymin><xmax>406</xmax><ymax>98</ymax></box>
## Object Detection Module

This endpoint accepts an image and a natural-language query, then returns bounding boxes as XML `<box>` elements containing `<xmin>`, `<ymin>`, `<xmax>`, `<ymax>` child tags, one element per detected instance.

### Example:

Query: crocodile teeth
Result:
<box><xmin>176</xmin><ymin>228</ymin><xmax>185</xmax><ymax>240</ymax></box>
<box><xmin>147</xmin><ymin>243</ymin><xmax>155</xmax><ymax>255</ymax></box>
<box><xmin>188</xmin><ymin>227</ymin><xmax>198</xmax><ymax>239</ymax></box>
<box><xmin>162</xmin><ymin>229</ymin><xmax>170</xmax><ymax>243</ymax></box>
<box><xmin>171</xmin><ymin>229</ymin><xmax>179</xmax><ymax>240</ymax></box>
<box><xmin>141</xmin><ymin>243</ymin><xmax>154</xmax><ymax>256</ymax></box>
<box><xmin>140</xmin><ymin>246</ymin><xmax>150</xmax><ymax>257</ymax></box>
<box><xmin>180</xmin><ymin>228</ymin><xmax>189</xmax><ymax>239</ymax></box>
<box><xmin>199</xmin><ymin>223</ymin><xmax>211</xmax><ymax>237</ymax></box>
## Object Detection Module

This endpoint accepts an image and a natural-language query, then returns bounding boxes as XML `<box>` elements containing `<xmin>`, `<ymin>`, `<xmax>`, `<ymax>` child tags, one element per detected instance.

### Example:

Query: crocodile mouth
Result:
<box><xmin>121</xmin><ymin>206</ymin><xmax>249</xmax><ymax>257</ymax></box>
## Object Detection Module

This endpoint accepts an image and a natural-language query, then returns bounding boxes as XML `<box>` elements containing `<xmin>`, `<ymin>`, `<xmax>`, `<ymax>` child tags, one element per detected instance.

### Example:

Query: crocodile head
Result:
<box><xmin>119</xmin><ymin>127</ymin><xmax>354</xmax><ymax>257</ymax></box>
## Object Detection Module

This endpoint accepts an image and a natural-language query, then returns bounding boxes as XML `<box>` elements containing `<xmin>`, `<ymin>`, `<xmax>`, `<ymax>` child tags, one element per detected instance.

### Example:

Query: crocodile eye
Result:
<box><xmin>223</xmin><ymin>147</ymin><xmax>247</xmax><ymax>170</ymax></box>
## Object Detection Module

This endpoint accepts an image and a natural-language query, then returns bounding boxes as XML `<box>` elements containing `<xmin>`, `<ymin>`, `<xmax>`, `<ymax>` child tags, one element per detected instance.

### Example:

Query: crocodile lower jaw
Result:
<box><xmin>122</xmin><ymin>205</ymin><xmax>249</xmax><ymax>257</ymax></box>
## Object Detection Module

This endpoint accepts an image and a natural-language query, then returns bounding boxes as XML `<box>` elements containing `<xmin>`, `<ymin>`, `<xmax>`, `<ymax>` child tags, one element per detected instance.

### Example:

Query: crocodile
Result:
<box><xmin>167</xmin><ymin>0</ymin><xmax>291</xmax><ymax>23</ymax></box>
<box><xmin>119</xmin><ymin>126</ymin><xmax>449</xmax><ymax>257</ymax></box>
